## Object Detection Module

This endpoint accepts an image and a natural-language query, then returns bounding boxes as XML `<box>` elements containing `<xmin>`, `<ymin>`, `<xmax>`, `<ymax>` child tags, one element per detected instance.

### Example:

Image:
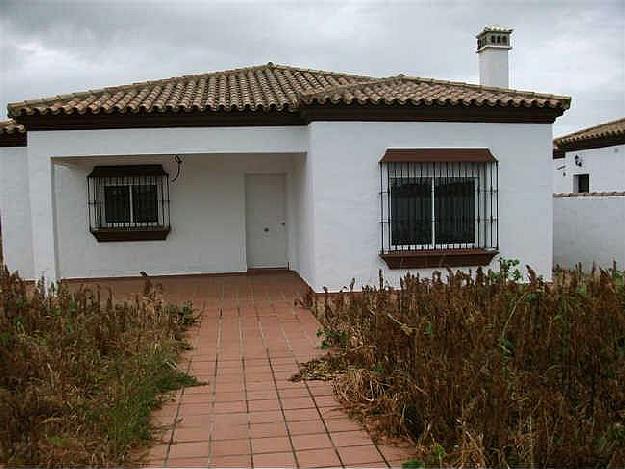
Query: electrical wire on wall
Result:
<box><xmin>171</xmin><ymin>155</ymin><xmax>183</xmax><ymax>182</ymax></box>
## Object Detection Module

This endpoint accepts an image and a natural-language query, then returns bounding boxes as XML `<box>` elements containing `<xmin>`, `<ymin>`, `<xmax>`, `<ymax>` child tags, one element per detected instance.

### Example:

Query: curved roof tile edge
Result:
<box><xmin>554</xmin><ymin>117</ymin><xmax>625</xmax><ymax>146</ymax></box>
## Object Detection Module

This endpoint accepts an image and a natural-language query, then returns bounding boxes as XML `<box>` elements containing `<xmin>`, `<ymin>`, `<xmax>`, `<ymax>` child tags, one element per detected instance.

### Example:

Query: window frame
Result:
<box><xmin>87</xmin><ymin>165</ymin><xmax>171</xmax><ymax>242</ymax></box>
<box><xmin>379</xmin><ymin>149</ymin><xmax>499</xmax><ymax>269</ymax></box>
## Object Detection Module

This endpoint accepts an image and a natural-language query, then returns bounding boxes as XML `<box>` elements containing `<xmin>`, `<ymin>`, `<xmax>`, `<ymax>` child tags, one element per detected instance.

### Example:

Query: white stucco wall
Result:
<box><xmin>290</xmin><ymin>154</ymin><xmax>316</xmax><ymax>288</ymax></box>
<box><xmin>307</xmin><ymin>122</ymin><xmax>554</xmax><ymax>291</ymax></box>
<box><xmin>0</xmin><ymin>146</ymin><xmax>34</xmax><ymax>278</ymax></box>
<box><xmin>553</xmin><ymin>194</ymin><xmax>625</xmax><ymax>270</ymax></box>
<box><xmin>553</xmin><ymin>144</ymin><xmax>625</xmax><ymax>193</ymax></box>
<box><xmin>3</xmin><ymin>122</ymin><xmax>555</xmax><ymax>290</ymax></box>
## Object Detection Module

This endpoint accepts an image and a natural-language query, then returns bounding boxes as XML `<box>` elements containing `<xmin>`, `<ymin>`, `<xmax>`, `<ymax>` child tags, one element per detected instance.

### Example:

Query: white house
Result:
<box><xmin>553</xmin><ymin>117</ymin><xmax>625</xmax><ymax>193</ymax></box>
<box><xmin>0</xmin><ymin>27</ymin><xmax>571</xmax><ymax>291</ymax></box>
<box><xmin>552</xmin><ymin>118</ymin><xmax>625</xmax><ymax>270</ymax></box>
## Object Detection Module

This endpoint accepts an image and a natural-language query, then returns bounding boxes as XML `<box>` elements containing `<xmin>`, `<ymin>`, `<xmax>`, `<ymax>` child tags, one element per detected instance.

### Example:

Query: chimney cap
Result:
<box><xmin>475</xmin><ymin>25</ymin><xmax>514</xmax><ymax>38</ymax></box>
<box><xmin>476</xmin><ymin>25</ymin><xmax>513</xmax><ymax>52</ymax></box>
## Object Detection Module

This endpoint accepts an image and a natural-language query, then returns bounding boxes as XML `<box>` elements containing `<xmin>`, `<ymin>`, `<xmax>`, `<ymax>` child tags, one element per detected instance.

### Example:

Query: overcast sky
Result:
<box><xmin>1</xmin><ymin>0</ymin><xmax>623</xmax><ymax>136</ymax></box>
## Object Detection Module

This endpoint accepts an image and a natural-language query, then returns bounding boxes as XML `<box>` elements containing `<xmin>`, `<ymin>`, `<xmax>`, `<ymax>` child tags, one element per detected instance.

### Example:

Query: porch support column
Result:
<box><xmin>27</xmin><ymin>146</ymin><xmax>58</xmax><ymax>284</ymax></box>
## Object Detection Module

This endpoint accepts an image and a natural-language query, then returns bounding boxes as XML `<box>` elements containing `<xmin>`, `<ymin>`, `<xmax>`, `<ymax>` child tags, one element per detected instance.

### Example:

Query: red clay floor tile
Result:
<box><xmin>249</xmin><ymin>421</ymin><xmax>289</xmax><ymax>439</ymax></box>
<box><xmin>211</xmin><ymin>438</ymin><xmax>251</xmax><ymax>457</ymax></box>
<box><xmin>296</xmin><ymin>448</ymin><xmax>342</xmax><ymax>468</ymax></box>
<box><xmin>337</xmin><ymin>444</ymin><xmax>386</xmax><ymax>466</ymax></box>
<box><xmin>286</xmin><ymin>419</ymin><xmax>327</xmax><ymax>436</ymax></box>
<box><xmin>251</xmin><ymin>436</ymin><xmax>292</xmax><ymax>454</ymax></box>
<box><xmin>291</xmin><ymin>432</ymin><xmax>333</xmax><ymax>450</ymax></box>
<box><xmin>330</xmin><ymin>429</ymin><xmax>376</xmax><ymax>447</ymax></box>
<box><xmin>211</xmin><ymin>454</ymin><xmax>253</xmax><ymax>467</ymax></box>
<box><xmin>167</xmin><ymin>441</ymin><xmax>210</xmax><ymax>460</ymax></box>
<box><xmin>165</xmin><ymin>456</ymin><xmax>209</xmax><ymax>467</ymax></box>
<box><xmin>252</xmin><ymin>451</ymin><xmax>297</xmax><ymax>468</ymax></box>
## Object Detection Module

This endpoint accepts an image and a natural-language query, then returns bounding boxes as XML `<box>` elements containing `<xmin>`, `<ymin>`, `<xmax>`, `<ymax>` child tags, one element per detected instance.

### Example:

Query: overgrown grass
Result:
<box><xmin>297</xmin><ymin>263</ymin><xmax>625</xmax><ymax>468</ymax></box>
<box><xmin>0</xmin><ymin>266</ymin><xmax>200</xmax><ymax>466</ymax></box>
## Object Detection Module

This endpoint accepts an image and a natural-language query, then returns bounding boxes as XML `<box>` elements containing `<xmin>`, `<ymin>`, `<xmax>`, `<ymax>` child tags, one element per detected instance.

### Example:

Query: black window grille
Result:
<box><xmin>380</xmin><ymin>160</ymin><xmax>498</xmax><ymax>253</ymax></box>
<box><xmin>87</xmin><ymin>165</ymin><xmax>170</xmax><ymax>240</ymax></box>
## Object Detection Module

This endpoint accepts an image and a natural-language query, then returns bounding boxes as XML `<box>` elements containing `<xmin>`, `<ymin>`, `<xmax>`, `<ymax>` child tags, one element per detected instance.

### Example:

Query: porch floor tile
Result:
<box><xmin>86</xmin><ymin>271</ymin><xmax>416</xmax><ymax>468</ymax></box>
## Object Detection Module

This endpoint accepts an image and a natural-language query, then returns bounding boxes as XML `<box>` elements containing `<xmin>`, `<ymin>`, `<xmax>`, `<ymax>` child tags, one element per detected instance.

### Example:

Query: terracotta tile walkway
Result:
<box><xmin>86</xmin><ymin>272</ymin><xmax>415</xmax><ymax>468</ymax></box>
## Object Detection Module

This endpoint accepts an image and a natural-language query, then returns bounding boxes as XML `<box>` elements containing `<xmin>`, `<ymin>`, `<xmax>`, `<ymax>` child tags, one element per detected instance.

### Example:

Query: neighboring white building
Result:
<box><xmin>552</xmin><ymin>118</ymin><xmax>625</xmax><ymax>270</ymax></box>
<box><xmin>553</xmin><ymin>117</ymin><xmax>625</xmax><ymax>193</ymax></box>
<box><xmin>0</xmin><ymin>28</ymin><xmax>571</xmax><ymax>291</ymax></box>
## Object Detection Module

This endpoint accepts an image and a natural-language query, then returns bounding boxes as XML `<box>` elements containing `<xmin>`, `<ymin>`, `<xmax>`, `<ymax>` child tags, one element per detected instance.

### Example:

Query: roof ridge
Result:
<box><xmin>271</xmin><ymin>63</ymin><xmax>374</xmax><ymax>80</ymax></box>
<box><xmin>554</xmin><ymin>117</ymin><xmax>625</xmax><ymax>141</ymax></box>
<box><xmin>399</xmin><ymin>74</ymin><xmax>571</xmax><ymax>102</ymax></box>
<box><xmin>298</xmin><ymin>75</ymin><xmax>408</xmax><ymax>100</ymax></box>
<box><xmin>299</xmin><ymin>73</ymin><xmax>570</xmax><ymax>104</ymax></box>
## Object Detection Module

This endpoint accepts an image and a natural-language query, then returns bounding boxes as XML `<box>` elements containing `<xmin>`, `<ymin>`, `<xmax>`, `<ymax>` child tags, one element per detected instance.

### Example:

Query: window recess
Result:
<box><xmin>379</xmin><ymin>149</ymin><xmax>499</xmax><ymax>269</ymax></box>
<box><xmin>574</xmin><ymin>174</ymin><xmax>590</xmax><ymax>193</ymax></box>
<box><xmin>87</xmin><ymin>165</ymin><xmax>171</xmax><ymax>242</ymax></box>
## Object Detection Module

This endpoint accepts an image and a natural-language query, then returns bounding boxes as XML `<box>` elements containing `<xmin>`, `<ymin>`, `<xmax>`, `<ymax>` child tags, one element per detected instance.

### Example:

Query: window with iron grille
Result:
<box><xmin>87</xmin><ymin>165</ymin><xmax>171</xmax><ymax>242</ymax></box>
<box><xmin>380</xmin><ymin>150</ymin><xmax>499</xmax><ymax>259</ymax></box>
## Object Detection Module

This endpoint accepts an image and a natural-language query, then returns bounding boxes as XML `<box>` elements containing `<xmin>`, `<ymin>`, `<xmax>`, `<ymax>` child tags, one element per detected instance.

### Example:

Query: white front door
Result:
<box><xmin>245</xmin><ymin>174</ymin><xmax>288</xmax><ymax>269</ymax></box>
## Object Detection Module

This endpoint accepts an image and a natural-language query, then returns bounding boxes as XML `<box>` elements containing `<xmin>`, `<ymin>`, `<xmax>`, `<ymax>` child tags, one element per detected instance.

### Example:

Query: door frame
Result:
<box><xmin>244</xmin><ymin>173</ymin><xmax>290</xmax><ymax>270</ymax></box>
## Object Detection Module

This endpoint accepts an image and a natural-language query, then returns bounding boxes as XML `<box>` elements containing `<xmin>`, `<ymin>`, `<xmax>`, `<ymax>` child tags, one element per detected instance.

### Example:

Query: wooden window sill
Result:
<box><xmin>380</xmin><ymin>248</ymin><xmax>498</xmax><ymax>269</ymax></box>
<box><xmin>91</xmin><ymin>227</ymin><xmax>170</xmax><ymax>242</ymax></box>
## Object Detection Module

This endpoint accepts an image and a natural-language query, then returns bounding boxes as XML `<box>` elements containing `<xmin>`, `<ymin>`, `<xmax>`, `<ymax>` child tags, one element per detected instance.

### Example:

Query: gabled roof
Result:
<box><xmin>6</xmin><ymin>63</ymin><xmax>570</xmax><ymax>130</ymax></box>
<box><xmin>554</xmin><ymin>117</ymin><xmax>625</xmax><ymax>152</ymax></box>
<box><xmin>0</xmin><ymin>119</ymin><xmax>26</xmax><ymax>147</ymax></box>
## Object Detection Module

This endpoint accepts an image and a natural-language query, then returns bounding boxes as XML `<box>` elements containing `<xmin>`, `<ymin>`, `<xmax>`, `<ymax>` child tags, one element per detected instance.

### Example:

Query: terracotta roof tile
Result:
<box><xmin>554</xmin><ymin>117</ymin><xmax>625</xmax><ymax>150</ymax></box>
<box><xmin>300</xmin><ymin>75</ymin><xmax>568</xmax><ymax>109</ymax></box>
<box><xmin>7</xmin><ymin>63</ymin><xmax>569</xmax><ymax>119</ymax></box>
<box><xmin>0</xmin><ymin>119</ymin><xmax>27</xmax><ymax>147</ymax></box>
<box><xmin>0</xmin><ymin>119</ymin><xmax>25</xmax><ymax>135</ymax></box>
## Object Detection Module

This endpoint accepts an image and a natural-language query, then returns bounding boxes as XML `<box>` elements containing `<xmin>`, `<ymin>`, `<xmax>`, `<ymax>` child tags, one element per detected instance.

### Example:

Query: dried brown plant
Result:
<box><xmin>300</xmin><ymin>263</ymin><xmax>625</xmax><ymax>468</ymax></box>
<box><xmin>0</xmin><ymin>266</ymin><xmax>198</xmax><ymax>466</ymax></box>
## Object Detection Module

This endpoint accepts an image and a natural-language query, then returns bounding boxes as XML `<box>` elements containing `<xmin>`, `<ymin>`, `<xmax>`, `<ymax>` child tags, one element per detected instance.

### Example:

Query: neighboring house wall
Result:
<box><xmin>553</xmin><ymin>144</ymin><xmax>625</xmax><ymax>193</ymax></box>
<box><xmin>0</xmin><ymin>146</ymin><xmax>34</xmax><ymax>278</ymax></box>
<box><xmin>553</xmin><ymin>194</ymin><xmax>625</xmax><ymax>270</ymax></box>
<box><xmin>308</xmin><ymin>122</ymin><xmax>554</xmax><ymax>291</ymax></box>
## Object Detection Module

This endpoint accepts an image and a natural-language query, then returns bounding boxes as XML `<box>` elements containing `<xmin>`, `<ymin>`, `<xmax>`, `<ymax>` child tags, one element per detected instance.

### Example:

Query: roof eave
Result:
<box><xmin>11</xmin><ymin>102</ymin><xmax>568</xmax><ymax>131</ymax></box>
<box><xmin>300</xmin><ymin>102</ymin><xmax>567</xmax><ymax>124</ymax></box>
<box><xmin>554</xmin><ymin>133</ymin><xmax>625</xmax><ymax>152</ymax></box>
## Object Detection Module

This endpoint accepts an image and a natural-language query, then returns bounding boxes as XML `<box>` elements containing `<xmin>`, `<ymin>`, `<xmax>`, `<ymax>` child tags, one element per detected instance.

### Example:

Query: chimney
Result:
<box><xmin>476</xmin><ymin>25</ymin><xmax>513</xmax><ymax>88</ymax></box>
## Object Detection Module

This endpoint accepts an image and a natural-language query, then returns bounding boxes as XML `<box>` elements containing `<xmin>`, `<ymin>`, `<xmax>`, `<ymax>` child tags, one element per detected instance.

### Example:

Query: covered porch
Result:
<box><xmin>14</xmin><ymin>126</ymin><xmax>317</xmax><ymax>286</ymax></box>
<box><xmin>52</xmin><ymin>151</ymin><xmax>310</xmax><ymax>281</ymax></box>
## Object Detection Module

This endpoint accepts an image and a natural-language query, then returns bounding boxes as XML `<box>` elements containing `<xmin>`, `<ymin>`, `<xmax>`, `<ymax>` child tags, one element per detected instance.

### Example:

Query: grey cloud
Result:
<box><xmin>1</xmin><ymin>0</ymin><xmax>623</xmax><ymax>136</ymax></box>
